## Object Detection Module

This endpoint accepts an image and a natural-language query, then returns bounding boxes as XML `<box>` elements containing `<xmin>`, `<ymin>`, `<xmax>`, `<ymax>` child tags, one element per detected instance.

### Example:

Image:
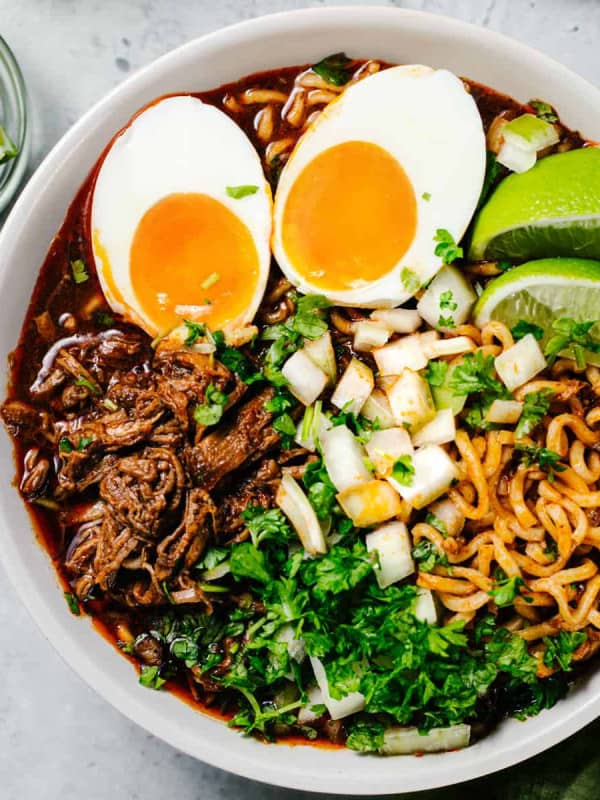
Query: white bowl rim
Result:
<box><xmin>1</xmin><ymin>5</ymin><xmax>600</xmax><ymax>795</ymax></box>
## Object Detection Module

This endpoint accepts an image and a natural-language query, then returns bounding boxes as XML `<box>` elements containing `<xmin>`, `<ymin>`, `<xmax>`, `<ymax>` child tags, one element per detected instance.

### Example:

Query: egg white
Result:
<box><xmin>91</xmin><ymin>95</ymin><xmax>272</xmax><ymax>336</ymax></box>
<box><xmin>272</xmin><ymin>65</ymin><xmax>486</xmax><ymax>307</ymax></box>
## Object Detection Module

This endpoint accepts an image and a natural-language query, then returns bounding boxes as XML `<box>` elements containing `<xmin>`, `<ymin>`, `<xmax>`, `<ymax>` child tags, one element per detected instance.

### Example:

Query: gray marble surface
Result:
<box><xmin>1</xmin><ymin>2</ymin><xmax>599</xmax><ymax>799</ymax></box>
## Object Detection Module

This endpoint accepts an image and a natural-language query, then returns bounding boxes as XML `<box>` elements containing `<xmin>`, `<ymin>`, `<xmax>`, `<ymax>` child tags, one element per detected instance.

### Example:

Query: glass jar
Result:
<box><xmin>0</xmin><ymin>36</ymin><xmax>29</xmax><ymax>214</ymax></box>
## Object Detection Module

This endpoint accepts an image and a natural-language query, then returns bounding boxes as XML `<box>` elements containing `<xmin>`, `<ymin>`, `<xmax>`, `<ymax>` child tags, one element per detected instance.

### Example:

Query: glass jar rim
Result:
<box><xmin>0</xmin><ymin>36</ymin><xmax>30</xmax><ymax>215</ymax></box>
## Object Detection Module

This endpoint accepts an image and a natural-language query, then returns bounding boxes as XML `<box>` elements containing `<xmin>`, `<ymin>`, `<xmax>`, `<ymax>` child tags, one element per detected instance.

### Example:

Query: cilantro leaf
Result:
<box><xmin>346</xmin><ymin>717</ymin><xmax>385</xmax><ymax>752</ymax></box>
<box><xmin>543</xmin><ymin>630</ymin><xmax>586</xmax><ymax>671</ymax></box>
<box><xmin>439</xmin><ymin>290</ymin><xmax>458</xmax><ymax>311</ymax></box>
<box><xmin>273</xmin><ymin>412</ymin><xmax>296</xmax><ymax>438</ymax></box>
<box><xmin>312</xmin><ymin>52</ymin><xmax>352</xmax><ymax>86</ymax></box>
<box><xmin>449</xmin><ymin>351</ymin><xmax>506</xmax><ymax>397</ymax></box>
<box><xmin>241</xmin><ymin>506</ymin><xmax>292</xmax><ymax>547</ymax></box>
<box><xmin>183</xmin><ymin>319</ymin><xmax>206</xmax><ymax>346</ymax></box>
<box><xmin>391</xmin><ymin>455</ymin><xmax>414</xmax><ymax>486</ymax></box>
<box><xmin>401</xmin><ymin>267</ymin><xmax>420</xmax><ymax>294</ymax></box>
<box><xmin>434</xmin><ymin>229</ymin><xmax>463</xmax><ymax>264</ymax></box>
<box><xmin>511</xmin><ymin>320</ymin><xmax>544</xmax><ymax>341</ymax></box>
<box><xmin>438</xmin><ymin>314</ymin><xmax>456</xmax><ymax>329</ymax></box>
<box><xmin>139</xmin><ymin>665</ymin><xmax>166</xmax><ymax>690</ymax></box>
<box><xmin>230</xmin><ymin>542</ymin><xmax>272</xmax><ymax>584</ymax></box>
<box><xmin>515</xmin><ymin>389</ymin><xmax>554</xmax><ymax>438</ymax></box>
<box><xmin>489</xmin><ymin>575</ymin><xmax>527</xmax><ymax>607</ymax></box>
<box><xmin>514</xmin><ymin>443</ymin><xmax>566</xmax><ymax>482</ymax></box>
<box><xmin>70</xmin><ymin>259</ymin><xmax>89</xmax><ymax>284</ymax></box>
<box><xmin>545</xmin><ymin>317</ymin><xmax>600</xmax><ymax>369</ymax></box>
<box><xmin>412</xmin><ymin>539</ymin><xmax>450</xmax><ymax>573</ymax></box>
<box><xmin>218</xmin><ymin>345</ymin><xmax>263</xmax><ymax>384</ymax></box>
<box><xmin>529</xmin><ymin>99</ymin><xmax>558</xmax><ymax>123</ymax></box>
<box><xmin>425</xmin><ymin>512</ymin><xmax>449</xmax><ymax>538</ymax></box>
<box><xmin>425</xmin><ymin>360</ymin><xmax>448</xmax><ymax>388</ymax></box>
<box><xmin>64</xmin><ymin>591</ymin><xmax>80</xmax><ymax>615</ymax></box>
<box><xmin>226</xmin><ymin>185</ymin><xmax>259</xmax><ymax>199</ymax></box>
<box><xmin>194</xmin><ymin>383</ymin><xmax>228</xmax><ymax>426</ymax></box>
<box><xmin>303</xmin><ymin>459</ymin><xmax>337</xmax><ymax>520</ymax></box>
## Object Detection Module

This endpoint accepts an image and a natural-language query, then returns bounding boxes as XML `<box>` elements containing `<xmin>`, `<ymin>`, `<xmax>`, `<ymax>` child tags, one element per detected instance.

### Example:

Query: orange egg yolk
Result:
<box><xmin>129</xmin><ymin>192</ymin><xmax>260</xmax><ymax>333</ymax></box>
<box><xmin>281</xmin><ymin>140</ymin><xmax>417</xmax><ymax>292</ymax></box>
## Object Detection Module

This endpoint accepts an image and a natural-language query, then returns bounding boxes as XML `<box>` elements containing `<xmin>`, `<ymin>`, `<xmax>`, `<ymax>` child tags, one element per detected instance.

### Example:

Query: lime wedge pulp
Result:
<box><xmin>469</xmin><ymin>148</ymin><xmax>600</xmax><ymax>261</ymax></box>
<box><xmin>473</xmin><ymin>257</ymin><xmax>600</xmax><ymax>363</ymax></box>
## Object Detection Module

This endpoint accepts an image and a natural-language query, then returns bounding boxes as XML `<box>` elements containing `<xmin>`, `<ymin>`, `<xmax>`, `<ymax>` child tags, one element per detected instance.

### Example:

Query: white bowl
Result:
<box><xmin>1</xmin><ymin>7</ymin><xmax>600</xmax><ymax>795</ymax></box>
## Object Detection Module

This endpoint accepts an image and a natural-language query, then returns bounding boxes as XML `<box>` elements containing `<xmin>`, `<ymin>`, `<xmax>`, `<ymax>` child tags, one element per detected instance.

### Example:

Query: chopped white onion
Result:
<box><xmin>503</xmin><ymin>113</ymin><xmax>559</xmax><ymax>151</ymax></box>
<box><xmin>330</xmin><ymin>358</ymin><xmax>374</xmax><ymax>416</ymax></box>
<box><xmin>277</xmin><ymin>623</ymin><xmax>306</xmax><ymax>664</ymax></box>
<box><xmin>373</xmin><ymin>334</ymin><xmax>427</xmax><ymax>376</ymax></box>
<box><xmin>427</xmin><ymin>498</ymin><xmax>465</xmax><ymax>537</ymax></box>
<box><xmin>366</xmin><ymin>522</ymin><xmax>414</xmax><ymax>588</ymax></box>
<box><xmin>361</xmin><ymin>389</ymin><xmax>396</xmax><ymax>429</ymax></box>
<box><xmin>302</xmin><ymin>331</ymin><xmax>337</xmax><ymax>384</ymax></box>
<box><xmin>427</xmin><ymin>336</ymin><xmax>476</xmax><ymax>358</ymax></box>
<box><xmin>371</xmin><ymin>308</ymin><xmax>422</xmax><ymax>333</ymax></box>
<box><xmin>419</xmin><ymin>330</ymin><xmax>440</xmax><ymax>359</ymax></box>
<box><xmin>485</xmin><ymin>398</ymin><xmax>524</xmax><ymax>424</ymax></box>
<box><xmin>365</xmin><ymin>427</ymin><xmax>413</xmax><ymax>478</ymax></box>
<box><xmin>413</xmin><ymin>588</ymin><xmax>438</xmax><ymax>624</ymax></box>
<box><xmin>201</xmin><ymin>561</ymin><xmax>231</xmax><ymax>582</ymax></box>
<box><xmin>295</xmin><ymin>402</ymin><xmax>332</xmax><ymax>451</ymax></box>
<box><xmin>276</xmin><ymin>473</ymin><xmax>327</xmax><ymax>554</ymax></box>
<box><xmin>353</xmin><ymin>320</ymin><xmax>392</xmax><ymax>351</ymax></box>
<box><xmin>320</xmin><ymin>424</ymin><xmax>371</xmax><ymax>492</ymax></box>
<box><xmin>337</xmin><ymin>479</ymin><xmax>402</xmax><ymax>527</ymax></box>
<box><xmin>281</xmin><ymin>349</ymin><xmax>328</xmax><ymax>406</ymax></box>
<box><xmin>310</xmin><ymin>657</ymin><xmax>365</xmax><ymax>720</ymax></box>
<box><xmin>495</xmin><ymin>333</ymin><xmax>546</xmax><ymax>392</ymax></box>
<box><xmin>388</xmin><ymin>444</ymin><xmax>458</xmax><ymax>509</ymax></box>
<box><xmin>297</xmin><ymin>684</ymin><xmax>325</xmax><ymax>724</ymax></box>
<box><xmin>386</xmin><ymin>369</ymin><xmax>436</xmax><ymax>432</ymax></box>
<box><xmin>411</xmin><ymin>409</ymin><xmax>456</xmax><ymax>447</ymax></box>
<box><xmin>380</xmin><ymin>724</ymin><xmax>470</xmax><ymax>755</ymax></box>
<box><xmin>417</xmin><ymin>266</ymin><xmax>477</xmax><ymax>331</ymax></box>
<box><xmin>497</xmin><ymin>139</ymin><xmax>537</xmax><ymax>173</ymax></box>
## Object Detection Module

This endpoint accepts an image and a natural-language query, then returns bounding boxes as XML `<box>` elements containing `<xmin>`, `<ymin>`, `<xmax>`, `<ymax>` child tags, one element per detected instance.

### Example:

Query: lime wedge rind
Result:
<box><xmin>469</xmin><ymin>148</ymin><xmax>600</xmax><ymax>261</ymax></box>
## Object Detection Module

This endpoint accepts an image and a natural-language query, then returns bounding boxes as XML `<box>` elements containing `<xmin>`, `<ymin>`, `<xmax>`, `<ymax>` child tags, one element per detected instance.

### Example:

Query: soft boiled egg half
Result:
<box><xmin>272</xmin><ymin>65</ymin><xmax>486</xmax><ymax>307</ymax></box>
<box><xmin>91</xmin><ymin>95</ymin><xmax>272</xmax><ymax>339</ymax></box>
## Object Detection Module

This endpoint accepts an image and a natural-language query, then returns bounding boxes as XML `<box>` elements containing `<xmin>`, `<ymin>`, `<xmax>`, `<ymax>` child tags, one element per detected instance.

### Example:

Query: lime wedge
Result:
<box><xmin>469</xmin><ymin>148</ymin><xmax>600</xmax><ymax>261</ymax></box>
<box><xmin>473</xmin><ymin>257</ymin><xmax>600</xmax><ymax>364</ymax></box>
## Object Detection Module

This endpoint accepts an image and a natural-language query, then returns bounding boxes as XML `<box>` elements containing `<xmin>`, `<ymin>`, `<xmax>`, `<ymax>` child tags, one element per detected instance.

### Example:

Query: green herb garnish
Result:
<box><xmin>514</xmin><ymin>443</ymin><xmax>566</xmax><ymax>482</ymax></box>
<box><xmin>311</xmin><ymin>52</ymin><xmax>352</xmax><ymax>86</ymax></box>
<box><xmin>511</xmin><ymin>320</ymin><xmax>544</xmax><ymax>341</ymax></box>
<box><xmin>434</xmin><ymin>229</ymin><xmax>463</xmax><ymax>264</ymax></box>
<box><xmin>194</xmin><ymin>383</ymin><xmax>228</xmax><ymax>426</ymax></box>
<box><xmin>391</xmin><ymin>455</ymin><xmax>415</xmax><ymax>487</ymax></box>
<box><xmin>70</xmin><ymin>259</ymin><xmax>89</xmax><ymax>284</ymax></box>
<box><xmin>226</xmin><ymin>185</ymin><xmax>259</xmax><ymax>199</ymax></box>
<box><xmin>529</xmin><ymin>99</ymin><xmax>558</xmax><ymax>123</ymax></box>
<box><xmin>515</xmin><ymin>389</ymin><xmax>554</xmax><ymax>438</ymax></box>
<box><xmin>64</xmin><ymin>591</ymin><xmax>80</xmax><ymax>615</ymax></box>
<box><xmin>544</xmin><ymin>317</ymin><xmax>600</xmax><ymax>369</ymax></box>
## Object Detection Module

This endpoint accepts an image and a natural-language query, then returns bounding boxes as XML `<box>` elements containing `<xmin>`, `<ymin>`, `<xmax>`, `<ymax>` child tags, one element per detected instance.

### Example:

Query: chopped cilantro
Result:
<box><xmin>218</xmin><ymin>344</ymin><xmax>263</xmax><ymax>384</ymax></box>
<box><xmin>434</xmin><ymin>229</ymin><xmax>463</xmax><ymax>264</ymax></box>
<box><xmin>439</xmin><ymin>290</ymin><xmax>458</xmax><ymax>312</ymax></box>
<box><xmin>303</xmin><ymin>459</ymin><xmax>338</xmax><ymax>520</ymax></box>
<box><xmin>422</xmin><ymin>191</ymin><xmax>431</xmax><ymax>202</ymax></box>
<box><xmin>70</xmin><ymin>259</ymin><xmax>89</xmax><ymax>284</ymax></box>
<box><xmin>226</xmin><ymin>185</ymin><xmax>259</xmax><ymax>199</ymax></box>
<box><xmin>400</xmin><ymin>267</ymin><xmax>420</xmax><ymax>294</ymax></box>
<box><xmin>391</xmin><ymin>455</ymin><xmax>414</xmax><ymax>486</ymax></box>
<box><xmin>529</xmin><ymin>99</ymin><xmax>558</xmax><ymax>123</ymax></box>
<box><xmin>544</xmin><ymin>317</ymin><xmax>600</xmax><ymax>368</ymax></box>
<box><xmin>543</xmin><ymin>631</ymin><xmax>586</xmax><ymax>671</ymax></box>
<box><xmin>139</xmin><ymin>665</ymin><xmax>166</xmax><ymax>690</ymax></box>
<box><xmin>437</xmin><ymin>314</ymin><xmax>456</xmax><ymax>329</ymax></box>
<box><xmin>183</xmin><ymin>319</ymin><xmax>206</xmax><ymax>346</ymax></box>
<box><xmin>425</xmin><ymin>512</ymin><xmax>449</xmax><ymax>538</ymax></box>
<box><xmin>412</xmin><ymin>539</ymin><xmax>450</xmax><ymax>573</ymax></box>
<box><xmin>311</xmin><ymin>52</ymin><xmax>352</xmax><ymax>86</ymax></box>
<box><xmin>58</xmin><ymin>437</ymin><xmax>74</xmax><ymax>454</ymax></box>
<box><xmin>241</xmin><ymin>506</ymin><xmax>292</xmax><ymax>547</ymax></box>
<box><xmin>511</xmin><ymin>320</ymin><xmax>544</xmax><ymax>341</ymax></box>
<box><xmin>64</xmin><ymin>591</ymin><xmax>80</xmax><ymax>615</ymax></box>
<box><xmin>230</xmin><ymin>541</ymin><xmax>272</xmax><ymax>584</ymax></box>
<box><xmin>75</xmin><ymin>375</ymin><xmax>101</xmax><ymax>395</ymax></box>
<box><xmin>273</xmin><ymin>412</ymin><xmax>296</xmax><ymax>438</ymax></box>
<box><xmin>489</xmin><ymin>575</ymin><xmax>527</xmax><ymax>607</ymax></box>
<box><xmin>515</xmin><ymin>389</ymin><xmax>554</xmax><ymax>438</ymax></box>
<box><xmin>346</xmin><ymin>717</ymin><xmax>385</xmax><ymax>753</ymax></box>
<box><xmin>514</xmin><ymin>443</ymin><xmax>566</xmax><ymax>482</ymax></box>
<box><xmin>77</xmin><ymin>435</ymin><xmax>94</xmax><ymax>451</ymax></box>
<box><xmin>425</xmin><ymin>359</ymin><xmax>448</xmax><ymax>388</ymax></box>
<box><xmin>194</xmin><ymin>383</ymin><xmax>228</xmax><ymax>426</ymax></box>
<box><xmin>449</xmin><ymin>351</ymin><xmax>506</xmax><ymax>397</ymax></box>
